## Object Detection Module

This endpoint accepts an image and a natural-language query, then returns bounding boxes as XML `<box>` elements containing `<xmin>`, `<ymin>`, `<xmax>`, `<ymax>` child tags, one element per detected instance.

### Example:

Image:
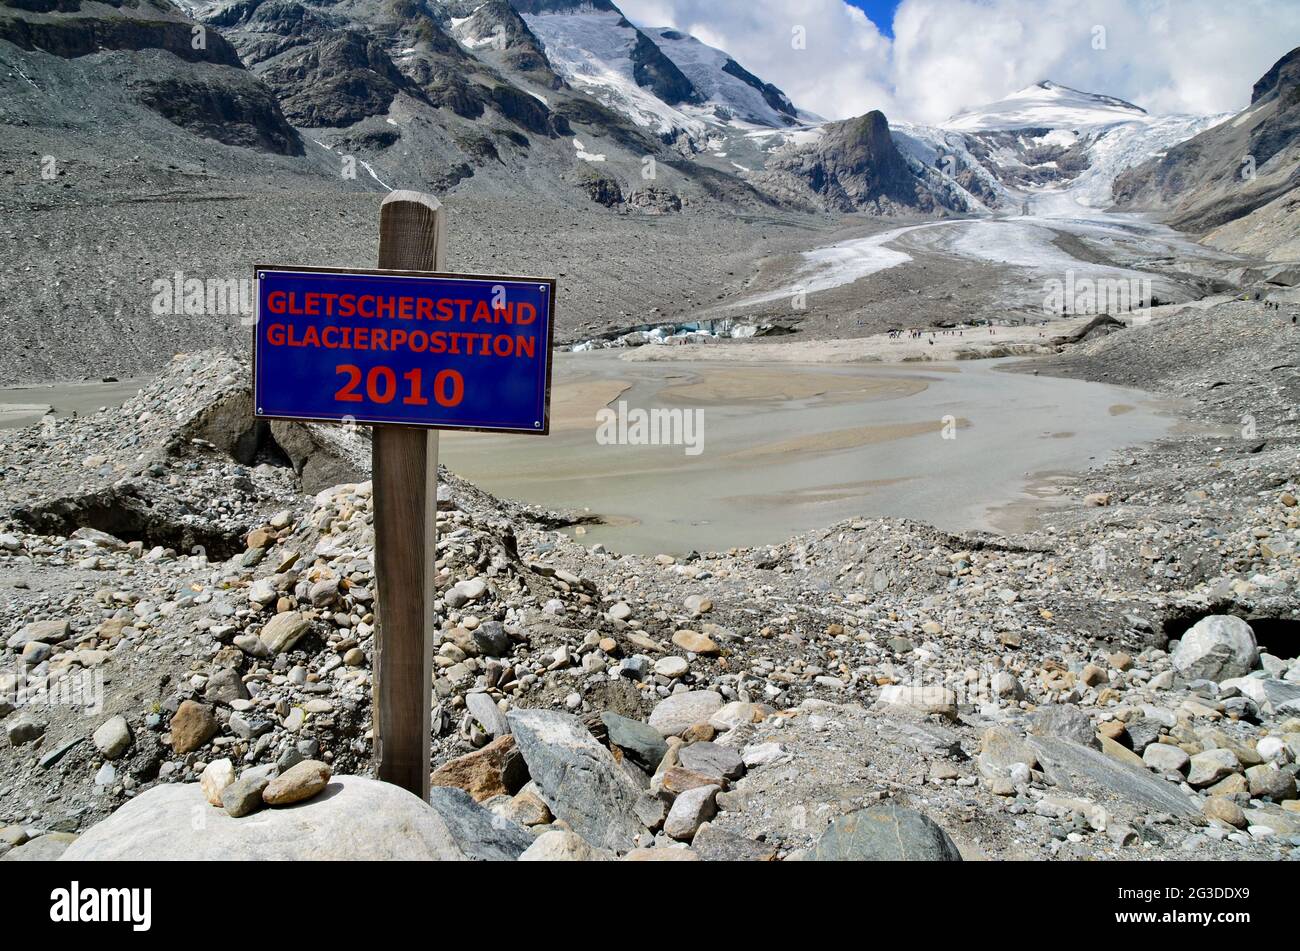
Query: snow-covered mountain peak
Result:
<box><xmin>643</xmin><ymin>27</ymin><xmax>798</xmax><ymax>128</ymax></box>
<box><xmin>513</xmin><ymin>0</ymin><xmax>799</xmax><ymax>141</ymax></box>
<box><xmin>943</xmin><ymin>80</ymin><xmax>1149</xmax><ymax>132</ymax></box>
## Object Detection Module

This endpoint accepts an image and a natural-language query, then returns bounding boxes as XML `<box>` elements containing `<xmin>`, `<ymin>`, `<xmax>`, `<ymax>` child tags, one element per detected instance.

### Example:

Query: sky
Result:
<box><xmin>844</xmin><ymin>0</ymin><xmax>900</xmax><ymax>37</ymax></box>
<box><xmin>616</xmin><ymin>0</ymin><xmax>1300</xmax><ymax>124</ymax></box>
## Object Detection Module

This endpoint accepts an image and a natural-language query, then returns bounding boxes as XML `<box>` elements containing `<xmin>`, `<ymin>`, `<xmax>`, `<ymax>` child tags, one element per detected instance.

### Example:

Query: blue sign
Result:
<box><xmin>253</xmin><ymin>266</ymin><xmax>555</xmax><ymax>433</ymax></box>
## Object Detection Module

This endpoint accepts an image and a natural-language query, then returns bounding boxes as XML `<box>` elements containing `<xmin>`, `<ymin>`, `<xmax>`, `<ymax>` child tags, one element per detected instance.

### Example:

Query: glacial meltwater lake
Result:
<box><xmin>0</xmin><ymin>355</ymin><xmax>1187</xmax><ymax>556</ymax></box>
<box><xmin>439</xmin><ymin>351</ymin><xmax>1183</xmax><ymax>555</ymax></box>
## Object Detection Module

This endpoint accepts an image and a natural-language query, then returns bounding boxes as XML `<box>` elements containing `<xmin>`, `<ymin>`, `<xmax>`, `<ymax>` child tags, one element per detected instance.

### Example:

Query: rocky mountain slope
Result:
<box><xmin>1113</xmin><ymin>47</ymin><xmax>1300</xmax><ymax>260</ymax></box>
<box><xmin>751</xmin><ymin>110</ymin><xmax>958</xmax><ymax>214</ymax></box>
<box><xmin>3</xmin><ymin>0</ymin><xmax>1240</xmax><ymax>221</ymax></box>
<box><xmin>749</xmin><ymin>80</ymin><xmax>1229</xmax><ymax>218</ymax></box>
<box><xmin>0</xmin><ymin>0</ymin><xmax>302</xmax><ymax>153</ymax></box>
<box><xmin>1</xmin><ymin>2</ymin><xmax>1285</xmax><ymax>391</ymax></box>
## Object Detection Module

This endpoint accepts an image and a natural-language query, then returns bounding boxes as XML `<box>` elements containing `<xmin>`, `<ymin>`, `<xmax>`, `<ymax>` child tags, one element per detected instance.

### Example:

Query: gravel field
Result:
<box><xmin>1</xmin><ymin>297</ymin><xmax>1299</xmax><ymax>861</ymax></box>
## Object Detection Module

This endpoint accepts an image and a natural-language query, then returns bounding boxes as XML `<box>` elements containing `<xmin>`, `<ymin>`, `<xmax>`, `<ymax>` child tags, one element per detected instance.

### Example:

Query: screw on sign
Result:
<box><xmin>252</xmin><ymin>191</ymin><xmax>556</xmax><ymax>797</ymax></box>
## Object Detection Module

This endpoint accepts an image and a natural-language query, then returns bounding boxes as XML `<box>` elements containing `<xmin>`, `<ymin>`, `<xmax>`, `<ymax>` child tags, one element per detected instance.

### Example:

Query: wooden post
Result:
<box><xmin>371</xmin><ymin>191</ymin><xmax>445</xmax><ymax>799</ymax></box>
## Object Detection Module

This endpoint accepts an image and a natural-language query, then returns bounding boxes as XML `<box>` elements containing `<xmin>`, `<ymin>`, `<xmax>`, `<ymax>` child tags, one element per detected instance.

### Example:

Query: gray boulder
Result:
<box><xmin>1124</xmin><ymin>716</ymin><xmax>1164</xmax><ymax>753</ymax></box>
<box><xmin>426</xmin><ymin>787</ymin><xmax>534</xmax><ymax>861</ymax></box>
<box><xmin>1029</xmin><ymin>703</ymin><xmax>1098</xmax><ymax>749</ymax></box>
<box><xmin>811</xmin><ymin>804</ymin><xmax>962</xmax><ymax>861</ymax></box>
<box><xmin>507</xmin><ymin>708</ymin><xmax>644</xmax><ymax>851</ymax></box>
<box><xmin>6</xmin><ymin>619</ymin><xmax>70</xmax><ymax>651</ymax></box>
<box><xmin>2</xmin><ymin>832</ymin><xmax>78</xmax><ymax>861</ymax></box>
<box><xmin>465</xmin><ymin>692</ymin><xmax>510</xmax><ymax>739</ymax></box>
<box><xmin>678</xmin><ymin>741</ymin><xmax>745</xmax><ymax>781</ymax></box>
<box><xmin>92</xmin><ymin>715</ymin><xmax>132</xmax><ymax>759</ymax></box>
<box><xmin>647</xmin><ymin>691</ymin><xmax>723</xmax><ymax>737</ymax></box>
<box><xmin>1171</xmin><ymin>616</ymin><xmax>1258</xmax><ymax>681</ymax></box>
<box><xmin>1027</xmin><ymin>736</ymin><xmax>1201</xmax><ymax>818</ymax></box>
<box><xmin>61</xmin><ymin>777</ymin><xmax>470</xmax><ymax>860</ymax></box>
<box><xmin>471</xmin><ymin>621</ymin><xmax>510</xmax><ymax>657</ymax></box>
<box><xmin>601</xmin><ymin>712</ymin><xmax>669</xmax><ymax>771</ymax></box>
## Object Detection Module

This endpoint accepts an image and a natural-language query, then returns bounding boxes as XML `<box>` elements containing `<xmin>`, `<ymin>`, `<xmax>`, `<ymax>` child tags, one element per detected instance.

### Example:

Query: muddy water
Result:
<box><xmin>0</xmin><ymin>360</ymin><xmax>1180</xmax><ymax>558</ymax></box>
<box><xmin>0</xmin><ymin>379</ymin><xmax>146</xmax><ymax>429</ymax></box>
<box><xmin>440</xmin><ymin>351</ymin><xmax>1179</xmax><ymax>555</ymax></box>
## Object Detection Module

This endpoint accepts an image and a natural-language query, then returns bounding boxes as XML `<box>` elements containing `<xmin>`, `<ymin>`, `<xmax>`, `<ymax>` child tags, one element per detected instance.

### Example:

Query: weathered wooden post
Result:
<box><xmin>372</xmin><ymin>190</ymin><xmax>444</xmax><ymax>798</ymax></box>
<box><xmin>252</xmin><ymin>191</ymin><xmax>554</xmax><ymax>803</ymax></box>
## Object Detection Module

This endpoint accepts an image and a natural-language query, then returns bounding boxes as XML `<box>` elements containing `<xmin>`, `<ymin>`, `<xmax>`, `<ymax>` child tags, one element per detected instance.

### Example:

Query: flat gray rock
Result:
<box><xmin>6</xmin><ymin>619</ymin><xmax>70</xmax><ymax>651</ymax></box>
<box><xmin>61</xmin><ymin>777</ymin><xmax>471</xmax><ymax>860</ymax></box>
<box><xmin>678</xmin><ymin>741</ymin><xmax>745</xmax><ymax>781</ymax></box>
<box><xmin>1029</xmin><ymin>703</ymin><xmax>1098</xmax><ymax>748</ymax></box>
<box><xmin>507</xmin><ymin>708</ymin><xmax>644</xmax><ymax>851</ymax></box>
<box><xmin>1026</xmin><ymin>736</ymin><xmax>1201</xmax><ymax>818</ymax></box>
<box><xmin>811</xmin><ymin>804</ymin><xmax>962</xmax><ymax>861</ymax></box>
<box><xmin>426</xmin><ymin>787</ymin><xmax>534</xmax><ymax>861</ymax></box>
<box><xmin>465</xmin><ymin>692</ymin><xmax>510</xmax><ymax>739</ymax></box>
<box><xmin>691</xmin><ymin>825</ymin><xmax>777</xmax><ymax>861</ymax></box>
<box><xmin>874</xmin><ymin>708</ymin><xmax>963</xmax><ymax>756</ymax></box>
<box><xmin>647</xmin><ymin>691</ymin><xmax>723</xmax><ymax>737</ymax></box>
<box><xmin>602</xmin><ymin>712</ymin><xmax>669</xmax><ymax>771</ymax></box>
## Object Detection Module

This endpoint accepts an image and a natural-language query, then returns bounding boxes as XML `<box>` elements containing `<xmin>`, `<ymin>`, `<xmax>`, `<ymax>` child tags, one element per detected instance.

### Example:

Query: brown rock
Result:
<box><xmin>429</xmin><ymin>734</ymin><xmax>526</xmax><ymax>802</ymax></box>
<box><xmin>247</xmin><ymin>528</ymin><xmax>276</xmax><ymax>551</ymax></box>
<box><xmin>1100</xmin><ymin>735</ymin><xmax>1146</xmax><ymax>768</ymax></box>
<box><xmin>499</xmin><ymin>787</ymin><xmax>552</xmax><ymax>826</ymax></box>
<box><xmin>1206</xmin><ymin>773</ymin><xmax>1249</xmax><ymax>797</ymax></box>
<box><xmin>263</xmin><ymin>760</ymin><xmax>331</xmax><ymax>806</ymax></box>
<box><xmin>1203</xmin><ymin>797</ymin><xmax>1247</xmax><ymax>829</ymax></box>
<box><xmin>1082</xmin><ymin>664</ymin><xmax>1108</xmax><ymax>687</ymax></box>
<box><xmin>1108</xmin><ymin>652</ymin><xmax>1133</xmax><ymax>671</ymax></box>
<box><xmin>681</xmin><ymin>723</ymin><xmax>716</xmax><ymax>743</ymax></box>
<box><xmin>624</xmin><ymin>631</ymin><xmax>666</xmax><ymax>654</ymax></box>
<box><xmin>661</xmin><ymin>766</ymin><xmax>727</xmax><ymax>795</ymax></box>
<box><xmin>671</xmin><ymin>629</ymin><xmax>720</xmax><ymax>656</ymax></box>
<box><xmin>1098</xmin><ymin>720</ymin><xmax>1128</xmax><ymax>743</ymax></box>
<box><xmin>170</xmin><ymin>700</ymin><xmax>218</xmax><ymax>754</ymax></box>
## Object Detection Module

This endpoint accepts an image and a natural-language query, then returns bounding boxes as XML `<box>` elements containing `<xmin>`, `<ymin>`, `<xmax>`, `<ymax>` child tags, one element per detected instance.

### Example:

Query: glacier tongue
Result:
<box><xmin>891</xmin><ymin>80</ymin><xmax>1229</xmax><ymax>216</ymax></box>
<box><xmin>1034</xmin><ymin>112</ymin><xmax>1231</xmax><ymax>213</ymax></box>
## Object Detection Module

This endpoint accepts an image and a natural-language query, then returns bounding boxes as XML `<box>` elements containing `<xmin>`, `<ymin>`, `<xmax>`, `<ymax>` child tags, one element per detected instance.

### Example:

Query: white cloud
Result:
<box><xmin>615</xmin><ymin>0</ymin><xmax>1300</xmax><ymax>123</ymax></box>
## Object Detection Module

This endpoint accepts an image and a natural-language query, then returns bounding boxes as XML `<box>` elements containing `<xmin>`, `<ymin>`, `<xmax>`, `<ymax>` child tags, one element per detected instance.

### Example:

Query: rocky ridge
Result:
<box><xmin>1113</xmin><ymin>46</ymin><xmax>1300</xmax><ymax>258</ymax></box>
